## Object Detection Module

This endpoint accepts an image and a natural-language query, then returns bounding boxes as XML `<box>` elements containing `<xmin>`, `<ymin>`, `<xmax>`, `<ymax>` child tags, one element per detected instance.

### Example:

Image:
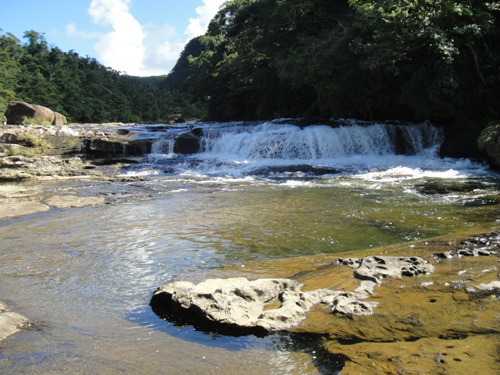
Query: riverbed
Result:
<box><xmin>0</xmin><ymin>120</ymin><xmax>499</xmax><ymax>374</ymax></box>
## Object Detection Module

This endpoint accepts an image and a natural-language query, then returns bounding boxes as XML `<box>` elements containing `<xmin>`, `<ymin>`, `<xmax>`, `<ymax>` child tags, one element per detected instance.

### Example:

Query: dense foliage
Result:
<box><xmin>188</xmin><ymin>0</ymin><xmax>499</xmax><ymax>127</ymax></box>
<box><xmin>0</xmin><ymin>30</ymin><xmax>204</xmax><ymax>123</ymax></box>
<box><xmin>2</xmin><ymin>1</ymin><xmax>499</xmax><ymax>131</ymax></box>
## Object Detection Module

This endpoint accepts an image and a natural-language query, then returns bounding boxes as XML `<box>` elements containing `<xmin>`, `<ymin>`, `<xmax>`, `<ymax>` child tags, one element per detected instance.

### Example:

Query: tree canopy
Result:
<box><xmin>2</xmin><ymin>1</ymin><xmax>499</xmax><ymax>130</ymax></box>
<box><xmin>188</xmin><ymin>0</ymin><xmax>499</xmax><ymax>126</ymax></box>
<box><xmin>0</xmin><ymin>30</ymin><xmax>205</xmax><ymax>123</ymax></box>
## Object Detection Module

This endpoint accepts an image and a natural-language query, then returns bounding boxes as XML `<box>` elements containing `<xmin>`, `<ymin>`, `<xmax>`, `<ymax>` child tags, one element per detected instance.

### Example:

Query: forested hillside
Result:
<box><xmin>0</xmin><ymin>30</ymin><xmax>204</xmax><ymax>123</ymax></box>
<box><xmin>186</xmin><ymin>0</ymin><xmax>499</xmax><ymax>129</ymax></box>
<box><xmin>1</xmin><ymin>0</ymin><xmax>499</xmax><ymax>131</ymax></box>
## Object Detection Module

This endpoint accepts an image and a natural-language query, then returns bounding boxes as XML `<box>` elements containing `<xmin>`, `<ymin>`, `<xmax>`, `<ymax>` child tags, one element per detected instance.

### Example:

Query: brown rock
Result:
<box><xmin>4</xmin><ymin>101</ymin><xmax>67</xmax><ymax>125</ymax></box>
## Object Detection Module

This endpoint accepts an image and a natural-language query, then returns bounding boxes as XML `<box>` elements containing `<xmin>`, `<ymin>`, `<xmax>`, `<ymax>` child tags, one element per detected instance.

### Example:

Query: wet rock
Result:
<box><xmin>82</xmin><ymin>131</ymin><xmax>153</xmax><ymax>157</ymax></box>
<box><xmin>354</xmin><ymin>256</ymin><xmax>434</xmax><ymax>283</ymax></box>
<box><xmin>150</xmin><ymin>278</ymin><xmax>372</xmax><ymax>335</ymax></box>
<box><xmin>478</xmin><ymin>123</ymin><xmax>500</xmax><ymax>167</ymax></box>
<box><xmin>45</xmin><ymin>195</ymin><xmax>105</xmax><ymax>208</ymax></box>
<box><xmin>465</xmin><ymin>281</ymin><xmax>500</xmax><ymax>299</ymax></box>
<box><xmin>173</xmin><ymin>132</ymin><xmax>200</xmax><ymax>154</ymax></box>
<box><xmin>0</xmin><ymin>301</ymin><xmax>31</xmax><ymax>341</ymax></box>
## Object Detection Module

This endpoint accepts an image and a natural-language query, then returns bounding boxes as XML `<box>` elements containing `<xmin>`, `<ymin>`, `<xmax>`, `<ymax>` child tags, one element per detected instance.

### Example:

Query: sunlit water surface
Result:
<box><xmin>1</xmin><ymin>121</ymin><xmax>500</xmax><ymax>374</ymax></box>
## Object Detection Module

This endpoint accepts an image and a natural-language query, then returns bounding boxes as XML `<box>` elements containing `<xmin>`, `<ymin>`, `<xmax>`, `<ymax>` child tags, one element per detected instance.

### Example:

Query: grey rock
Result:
<box><xmin>465</xmin><ymin>281</ymin><xmax>500</xmax><ymax>299</ymax></box>
<box><xmin>335</xmin><ymin>258</ymin><xmax>361</xmax><ymax>268</ymax></box>
<box><xmin>330</xmin><ymin>293</ymin><xmax>378</xmax><ymax>316</ymax></box>
<box><xmin>354</xmin><ymin>256</ymin><xmax>434</xmax><ymax>283</ymax></box>
<box><xmin>150</xmin><ymin>277</ymin><xmax>373</xmax><ymax>335</ymax></box>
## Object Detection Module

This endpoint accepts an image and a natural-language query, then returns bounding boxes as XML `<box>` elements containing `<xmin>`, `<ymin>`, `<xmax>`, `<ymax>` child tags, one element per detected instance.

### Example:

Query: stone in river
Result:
<box><xmin>150</xmin><ymin>277</ymin><xmax>372</xmax><ymax>336</ymax></box>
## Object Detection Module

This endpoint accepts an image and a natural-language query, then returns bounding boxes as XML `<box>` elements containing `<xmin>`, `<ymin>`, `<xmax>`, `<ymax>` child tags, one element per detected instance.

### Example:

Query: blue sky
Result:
<box><xmin>1</xmin><ymin>0</ymin><xmax>226</xmax><ymax>76</ymax></box>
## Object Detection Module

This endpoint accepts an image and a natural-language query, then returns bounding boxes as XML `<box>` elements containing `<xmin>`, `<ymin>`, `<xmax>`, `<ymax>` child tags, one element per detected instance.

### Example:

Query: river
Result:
<box><xmin>0</xmin><ymin>119</ymin><xmax>499</xmax><ymax>374</ymax></box>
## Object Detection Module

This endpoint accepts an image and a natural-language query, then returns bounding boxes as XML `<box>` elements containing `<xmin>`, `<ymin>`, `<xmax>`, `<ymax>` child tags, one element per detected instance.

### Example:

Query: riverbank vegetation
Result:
<box><xmin>188</xmin><ymin>0</ymin><xmax>499</xmax><ymax>128</ymax></box>
<box><xmin>1</xmin><ymin>1</ymin><xmax>499</xmax><ymax>134</ymax></box>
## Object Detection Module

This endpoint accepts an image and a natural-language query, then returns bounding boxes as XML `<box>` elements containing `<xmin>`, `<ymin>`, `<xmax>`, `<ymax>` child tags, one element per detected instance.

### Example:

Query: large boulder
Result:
<box><xmin>82</xmin><ymin>131</ymin><xmax>153</xmax><ymax>157</ymax></box>
<box><xmin>150</xmin><ymin>277</ymin><xmax>376</xmax><ymax>336</ymax></box>
<box><xmin>167</xmin><ymin>114</ymin><xmax>185</xmax><ymax>124</ymax></box>
<box><xmin>173</xmin><ymin>132</ymin><xmax>200</xmax><ymax>154</ymax></box>
<box><xmin>478</xmin><ymin>123</ymin><xmax>500</xmax><ymax>167</ymax></box>
<box><xmin>4</xmin><ymin>101</ymin><xmax>67</xmax><ymax>125</ymax></box>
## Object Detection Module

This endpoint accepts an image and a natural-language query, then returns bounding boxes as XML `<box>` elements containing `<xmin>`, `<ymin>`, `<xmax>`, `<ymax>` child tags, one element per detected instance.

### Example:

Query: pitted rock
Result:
<box><xmin>354</xmin><ymin>256</ymin><xmax>434</xmax><ymax>283</ymax></box>
<box><xmin>150</xmin><ymin>277</ymin><xmax>373</xmax><ymax>335</ymax></box>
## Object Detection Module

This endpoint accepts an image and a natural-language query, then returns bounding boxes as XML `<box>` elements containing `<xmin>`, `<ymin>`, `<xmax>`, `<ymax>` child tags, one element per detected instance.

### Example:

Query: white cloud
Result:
<box><xmin>75</xmin><ymin>0</ymin><xmax>226</xmax><ymax>76</ymax></box>
<box><xmin>66</xmin><ymin>23</ymin><xmax>100</xmax><ymax>39</ymax></box>
<box><xmin>142</xmin><ymin>23</ymin><xmax>185</xmax><ymax>76</ymax></box>
<box><xmin>89</xmin><ymin>0</ymin><xmax>146</xmax><ymax>75</ymax></box>
<box><xmin>185</xmin><ymin>0</ymin><xmax>226</xmax><ymax>39</ymax></box>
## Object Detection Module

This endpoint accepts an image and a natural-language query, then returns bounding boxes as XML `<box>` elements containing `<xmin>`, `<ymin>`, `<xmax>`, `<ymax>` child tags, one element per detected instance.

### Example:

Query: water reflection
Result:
<box><xmin>0</xmin><ymin>170</ymin><xmax>499</xmax><ymax>374</ymax></box>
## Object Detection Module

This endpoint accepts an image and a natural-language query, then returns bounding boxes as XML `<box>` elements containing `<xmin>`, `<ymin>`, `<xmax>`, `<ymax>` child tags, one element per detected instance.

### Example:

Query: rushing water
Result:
<box><xmin>1</xmin><ymin>120</ymin><xmax>499</xmax><ymax>374</ymax></box>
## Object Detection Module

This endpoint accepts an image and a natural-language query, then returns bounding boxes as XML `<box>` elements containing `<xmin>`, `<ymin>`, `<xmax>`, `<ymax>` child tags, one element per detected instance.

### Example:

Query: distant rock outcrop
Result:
<box><xmin>4</xmin><ymin>101</ymin><xmax>67</xmax><ymax>125</ymax></box>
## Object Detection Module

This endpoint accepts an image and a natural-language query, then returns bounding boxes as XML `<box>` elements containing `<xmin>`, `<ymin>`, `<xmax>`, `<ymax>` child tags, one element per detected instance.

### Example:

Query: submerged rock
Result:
<box><xmin>466</xmin><ymin>281</ymin><xmax>500</xmax><ymax>299</ymax></box>
<box><xmin>0</xmin><ymin>301</ymin><xmax>32</xmax><ymax>341</ymax></box>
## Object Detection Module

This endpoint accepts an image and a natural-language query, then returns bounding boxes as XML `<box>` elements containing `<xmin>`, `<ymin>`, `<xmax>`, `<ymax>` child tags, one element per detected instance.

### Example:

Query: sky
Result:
<box><xmin>1</xmin><ymin>0</ymin><xmax>227</xmax><ymax>76</ymax></box>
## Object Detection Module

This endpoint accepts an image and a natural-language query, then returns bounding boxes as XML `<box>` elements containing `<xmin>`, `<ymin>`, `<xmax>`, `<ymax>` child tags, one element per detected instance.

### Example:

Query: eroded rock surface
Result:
<box><xmin>151</xmin><ymin>256</ymin><xmax>432</xmax><ymax>335</ymax></box>
<box><xmin>466</xmin><ymin>280</ymin><xmax>500</xmax><ymax>299</ymax></box>
<box><xmin>0</xmin><ymin>155</ymin><xmax>105</xmax><ymax>182</ymax></box>
<box><xmin>150</xmin><ymin>277</ymin><xmax>377</xmax><ymax>335</ymax></box>
<box><xmin>353</xmin><ymin>255</ymin><xmax>434</xmax><ymax>283</ymax></box>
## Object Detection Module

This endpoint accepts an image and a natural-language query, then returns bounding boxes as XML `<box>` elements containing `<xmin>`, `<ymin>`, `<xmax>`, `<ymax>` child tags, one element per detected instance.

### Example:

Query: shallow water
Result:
<box><xmin>1</xmin><ymin>121</ymin><xmax>500</xmax><ymax>374</ymax></box>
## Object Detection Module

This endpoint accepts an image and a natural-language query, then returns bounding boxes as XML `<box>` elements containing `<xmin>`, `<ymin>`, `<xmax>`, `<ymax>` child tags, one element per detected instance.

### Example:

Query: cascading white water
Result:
<box><xmin>151</xmin><ymin>138</ymin><xmax>175</xmax><ymax>155</ymax></box>
<box><xmin>144</xmin><ymin>120</ymin><xmax>450</xmax><ymax>177</ymax></box>
<box><xmin>199</xmin><ymin>121</ymin><xmax>443</xmax><ymax>159</ymax></box>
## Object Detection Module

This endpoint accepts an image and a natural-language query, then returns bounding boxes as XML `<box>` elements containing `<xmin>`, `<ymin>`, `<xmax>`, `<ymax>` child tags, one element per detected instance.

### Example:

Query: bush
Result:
<box><xmin>21</xmin><ymin>116</ymin><xmax>53</xmax><ymax>126</ymax></box>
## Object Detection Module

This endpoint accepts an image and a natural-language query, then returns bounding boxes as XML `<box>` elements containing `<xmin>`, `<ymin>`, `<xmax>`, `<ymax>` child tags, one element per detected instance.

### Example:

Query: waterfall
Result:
<box><xmin>151</xmin><ymin>138</ymin><xmax>175</xmax><ymax>155</ymax></box>
<box><xmin>145</xmin><ymin>120</ymin><xmax>446</xmax><ymax>176</ymax></box>
<box><xmin>199</xmin><ymin>121</ymin><xmax>443</xmax><ymax>159</ymax></box>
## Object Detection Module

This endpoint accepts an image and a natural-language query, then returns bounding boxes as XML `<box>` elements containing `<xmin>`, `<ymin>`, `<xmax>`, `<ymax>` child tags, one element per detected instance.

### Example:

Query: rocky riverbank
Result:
<box><xmin>152</xmin><ymin>232</ymin><xmax>500</xmax><ymax>374</ymax></box>
<box><xmin>0</xmin><ymin>123</ymin><xmax>148</xmax><ymax>219</ymax></box>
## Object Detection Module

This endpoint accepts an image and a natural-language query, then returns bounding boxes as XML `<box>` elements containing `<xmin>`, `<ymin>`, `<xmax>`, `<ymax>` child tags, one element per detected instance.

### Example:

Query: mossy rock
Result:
<box><xmin>477</xmin><ymin>123</ymin><xmax>500</xmax><ymax>167</ymax></box>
